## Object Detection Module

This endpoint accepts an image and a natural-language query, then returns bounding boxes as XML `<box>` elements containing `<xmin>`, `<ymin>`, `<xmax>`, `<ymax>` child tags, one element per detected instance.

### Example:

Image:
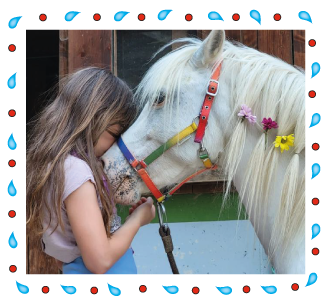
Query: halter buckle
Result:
<box><xmin>198</xmin><ymin>142</ymin><xmax>207</xmax><ymax>153</ymax></box>
<box><xmin>206</xmin><ymin>79</ymin><xmax>219</xmax><ymax>96</ymax></box>
<box><xmin>198</xmin><ymin>142</ymin><xmax>209</xmax><ymax>158</ymax></box>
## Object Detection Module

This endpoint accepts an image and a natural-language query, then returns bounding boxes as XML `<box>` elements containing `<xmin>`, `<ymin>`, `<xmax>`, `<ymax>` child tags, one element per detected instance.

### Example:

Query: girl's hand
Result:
<box><xmin>128</xmin><ymin>197</ymin><xmax>148</xmax><ymax>215</ymax></box>
<box><xmin>128</xmin><ymin>197</ymin><xmax>155</xmax><ymax>227</ymax></box>
<box><xmin>125</xmin><ymin>197</ymin><xmax>147</xmax><ymax>222</ymax></box>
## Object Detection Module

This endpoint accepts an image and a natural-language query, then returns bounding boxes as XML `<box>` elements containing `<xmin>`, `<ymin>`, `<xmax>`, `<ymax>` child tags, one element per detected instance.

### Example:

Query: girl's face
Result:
<box><xmin>94</xmin><ymin>124</ymin><xmax>122</xmax><ymax>157</ymax></box>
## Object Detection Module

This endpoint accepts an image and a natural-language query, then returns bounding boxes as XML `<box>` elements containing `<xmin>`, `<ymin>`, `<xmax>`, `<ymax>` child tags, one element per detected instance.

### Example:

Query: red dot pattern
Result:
<box><xmin>312</xmin><ymin>198</ymin><xmax>319</xmax><ymax>205</ymax></box>
<box><xmin>39</xmin><ymin>14</ymin><xmax>47</xmax><ymax>21</ymax></box>
<box><xmin>312</xmin><ymin>143</ymin><xmax>320</xmax><ymax>151</ymax></box>
<box><xmin>192</xmin><ymin>287</ymin><xmax>200</xmax><ymax>294</ymax></box>
<box><xmin>309</xmin><ymin>90</ymin><xmax>316</xmax><ymax>98</ymax></box>
<box><xmin>91</xmin><ymin>287</ymin><xmax>98</xmax><ymax>295</ymax></box>
<box><xmin>138</xmin><ymin>13</ymin><xmax>145</xmax><ymax>21</ymax></box>
<box><xmin>309</xmin><ymin>54</ymin><xmax>321</xmax><ymax>293</ymax></box>
<box><xmin>7</xmin><ymin>64</ymin><xmax>17</xmax><ymax>255</ymax></box>
<box><xmin>291</xmin><ymin>283</ymin><xmax>299</xmax><ymax>291</ymax></box>
<box><xmin>309</xmin><ymin>39</ymin><xmax>316</xmax><ymax>47</ymax></box>
<box><xmin>186</xmin><ymin>13</ymin><xmax>193</xmax><ymax>22</ymax></box>
<box><xmin>232</xmin><ymin>13</ymin><xmax>240</xmax><ymax>21</ymax></box>
<box><xmin>42</xmin><ymin>286</ymin><xmax>50</xmax><ymax>294</ymax></box>
<box><xmin>93</xmin><ymin>14</ymin><xmax>101</xmax><ymax>21</ymax></box>
<box><xmin>274</xmin><ymin>13</ymin><xmax>281</xmax><ymax>21</ymax></box>
<box><xmin>9</xmin><ymin>159</ymin><xmax>16</xmax><ymax>167</ymax></box>
<box><xmin>9</xmin><ymin>109</ymin><xmax>16</xmax><ymax>117</ymax></box>
<box><xmin>9</xmin><ymin>44</ymin><xmax>16</xmax><ymax>52</ymax></box>
<box><xmin>9</xmin><ymin>210</ymin><xmax>16</xmax><ymax>218</ymax></box>
<box><xmin>5</xmin><ymin>11</ymin><xmax>321</xmax><ymax>296</ymax></box>
<box><xmin>312</xmin><ymin>248</ymin><xmax>319</xmax><ymax>255</ymax></box>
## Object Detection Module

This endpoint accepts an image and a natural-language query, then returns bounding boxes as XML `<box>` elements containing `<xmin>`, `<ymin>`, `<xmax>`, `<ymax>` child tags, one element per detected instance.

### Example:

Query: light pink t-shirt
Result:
<box><xmin>41</xmin><ymin>155</ymin><xmax>121</xmax><ymax>263</ymax></box>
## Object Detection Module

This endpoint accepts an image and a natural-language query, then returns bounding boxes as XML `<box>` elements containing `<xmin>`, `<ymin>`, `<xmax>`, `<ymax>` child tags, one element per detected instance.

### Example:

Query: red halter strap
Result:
<box><xmin>194</xmin><ymin>63</ymin><xmax>222</xmax><ymax>143</ymax></box>
<box><xmin>117</xmin><ymin>62</ymin><xmax>222</xmax><ymax>203</ymax></box>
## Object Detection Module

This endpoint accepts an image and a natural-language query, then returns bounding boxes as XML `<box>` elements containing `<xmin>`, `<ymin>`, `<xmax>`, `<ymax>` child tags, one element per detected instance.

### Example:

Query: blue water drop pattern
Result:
<box><xmin>114</xmin><ymin>11</ymin><xmax>130</xmax><ymax>21</ymax></box>
<box><xmin>158</xmin><ymin>10</ymin><xmax>172</xmax><ymax>21</ymax></box>
<box><xmin>65</xmin><ymin>11</ymin><xmax>80</xmax><ymax>22</ymax></box>
<box><xmin>61</xmin><ymin>285</ymin><xmax>77</xmax><ymax>294</ymax></box>
<box><xmin>163</xmin><ymin>286</ymin><xmax>179</xmax><ymax>294</ymax></box>
<box><xmin>306</xmin><ymin>273</ymin><xmax>317</xmax><ymax>287</ymax></box>
<box><xmin>16</xmin><ymin>281</ymin><xmax>29</xmax><ymax>294</ymax></box>
<box><xmin>8</xmin><ymin>134</ymin><xmax>17</xmax><ymax>150</ymax></box>
<box><xmin>311</xmin><ymin>163</ymin><xmax>320</xmax><ymax>179</ymax></box>
<box><xmin>8</xmin><ymin>73</ymin><xmax>17</xmax><ymax>89</ymax></box>
<box><xmin>298</xmin><ymin>11</ymin><xmax>312</xmax><ymax>23</ymax></box>
<box><xmin>216</xmin><ymin>286</ymin><xmax>232</xmax><ymax>295</ymax></box>
<box><xmin>311</xmin><ymin>224</ymin><xmax>320</xmax><ymax>239</ymax></box>
<box><xmin>309</xmin><ymin>113</ymin><xmax>321</xmax><ymax>127</ymax></box>
<box><xmin>8</xmin><ymin>16</ymin><xmax>22</xmax><ymax>29</ymax></box>
<box><xmin>250</xmin><ymin>10</ymin><xmax>261</xmax><ymax>24</ymax></box>
<box><xmin>106</xmin><ymin>282</ymin><xmax>121</xmax><ymax>296</ymax></box>
<box><xmin>8</xmin><ymin>180</ymin><xmax>17</xmax><ymax>196</ymax></box>
<box><xmin>261</xmin><ymin>286</ymin><xmax>277</xmax><ymax>294</ymax></box>
<box><xmin>9</xmin><ymin>232</ymin><xmax>18</xmax><ymax>248</ymax></box>
<box><xmin>311</xmin><ymin>62</ymin><xmax>320</xmax><ymax>78</ymax></box>
<box><xmin>208</xmin><ymin>11</ymin><xmax>224</xmax><ymax>21</ymax></box>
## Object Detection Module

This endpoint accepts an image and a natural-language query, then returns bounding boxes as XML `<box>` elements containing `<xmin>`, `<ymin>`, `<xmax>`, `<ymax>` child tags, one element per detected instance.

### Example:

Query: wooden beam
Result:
<box><xmin>225</xmin><ymin>30</ymin><xmax>241</xmax><ymax>42</ymax></box>
<box><xmin>197</xmin><ymin>30</ymin><xmax>211</xmax><ymax>40</ymax></box>
<box><xmin>59</xmin><ymin>30</ymin><xmax>68</xmax><ymax>90</ymax></box>
<box><xmin>258</xmin><ymin>30</ymin><xmax>293</xmax><ymax>65</ymax></box>
<box><xmin>241</xmin><ymin>30</ymin><xmax>258</xmax><ymax>49</ymax></box>
<box><xmin>293</xmin><ymin>30</ymin><xmax>305</xmax><ymax>69</ymax></box>
<box><xmin>68</xmin><ymin>30</ymin><xmax>112</xmax><ymax>73</ymax></box>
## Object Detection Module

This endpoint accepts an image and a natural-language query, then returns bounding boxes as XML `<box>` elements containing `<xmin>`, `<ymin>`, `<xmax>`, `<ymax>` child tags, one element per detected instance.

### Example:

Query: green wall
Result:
<box><xmin>117</xmin><ymin>193</ymin><xmax>247</xmax><ymax>224</ymax></box>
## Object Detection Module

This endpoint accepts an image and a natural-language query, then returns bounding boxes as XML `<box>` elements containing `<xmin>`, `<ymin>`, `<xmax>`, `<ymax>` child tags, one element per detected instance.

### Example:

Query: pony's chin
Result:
<box><xmin>114</xmin><ymin>184</ymin><xmax>141</xmax><ymax>206</ymax></box>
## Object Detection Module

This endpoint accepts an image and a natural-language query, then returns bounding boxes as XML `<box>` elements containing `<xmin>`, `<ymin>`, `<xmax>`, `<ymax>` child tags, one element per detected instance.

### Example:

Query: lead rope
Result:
<box><xmin>157</xmin><ymin>202</ymin><xmax>179</xmax><ymax>274</ymax></box>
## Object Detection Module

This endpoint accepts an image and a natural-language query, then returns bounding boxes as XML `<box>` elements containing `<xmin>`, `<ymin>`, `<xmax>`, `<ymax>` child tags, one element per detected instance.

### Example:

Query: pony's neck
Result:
<box><xmin>231</xmin><ymin>130</ymin><xmax>305</xmax><ymax>274</ymax></box>
<box><xmin>217</xmin><ymin>55</ymin><xmax>305</xmax><ymax>273</ymax></box>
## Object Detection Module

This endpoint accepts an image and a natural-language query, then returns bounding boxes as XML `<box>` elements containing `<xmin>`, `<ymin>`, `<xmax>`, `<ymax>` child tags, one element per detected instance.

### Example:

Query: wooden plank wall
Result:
<box><xmin>197</xmin><ymin>30</ymin><xmax>305</xmax><ymax>69</ymax></box>
<box><xmin>28</xmin><ymin>30</ymin><xmax>305</xmax><ymax>274</ymax></box>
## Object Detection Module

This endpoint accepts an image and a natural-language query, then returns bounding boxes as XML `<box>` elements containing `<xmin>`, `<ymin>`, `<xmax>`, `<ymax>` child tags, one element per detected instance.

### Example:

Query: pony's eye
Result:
<box><xmin>154</xmin><ymin>93</ymin><xmax>165</xmax><ymax>106</ymax></box>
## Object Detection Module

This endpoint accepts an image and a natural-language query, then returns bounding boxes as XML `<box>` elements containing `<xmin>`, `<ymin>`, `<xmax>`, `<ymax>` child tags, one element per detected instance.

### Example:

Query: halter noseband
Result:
<box><xmin>117</xmin><ymin>63</ymin><xmax>222</xmax><ymax>203</ymax></box>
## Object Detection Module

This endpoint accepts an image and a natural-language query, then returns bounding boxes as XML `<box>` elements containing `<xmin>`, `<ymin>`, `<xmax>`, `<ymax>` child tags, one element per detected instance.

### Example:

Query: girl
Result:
<box><xmin>27</xmin><ymin>67</ymin><xmax>155</xmax><ymax>274</ymax></box>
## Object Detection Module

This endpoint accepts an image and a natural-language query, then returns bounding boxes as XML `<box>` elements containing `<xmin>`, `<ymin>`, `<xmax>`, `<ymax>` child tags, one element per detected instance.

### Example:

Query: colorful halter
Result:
<box><xmin>117</xmin><ymin>63</ymin><xmax>222</xmax><ymax>203</ymax></box>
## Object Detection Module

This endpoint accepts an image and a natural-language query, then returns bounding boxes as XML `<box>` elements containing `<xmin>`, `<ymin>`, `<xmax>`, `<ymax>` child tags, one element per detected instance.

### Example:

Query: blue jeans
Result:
<box><xmin>62</xmin><ymin>248</ymin><xmax>137</xmax><ymax>274</ymax></box>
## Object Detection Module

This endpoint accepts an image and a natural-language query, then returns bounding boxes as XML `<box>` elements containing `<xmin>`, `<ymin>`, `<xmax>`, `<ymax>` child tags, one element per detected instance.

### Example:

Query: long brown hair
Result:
<box><xmin>27</xmin><ymin>67</ymin><xmax>137</xmax><ymax>238</ymax></box>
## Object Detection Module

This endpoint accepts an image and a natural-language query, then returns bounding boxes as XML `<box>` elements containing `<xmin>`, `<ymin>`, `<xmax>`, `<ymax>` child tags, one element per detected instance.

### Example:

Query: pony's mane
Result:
<box><xmin>135</xmin><ymin>36</ymin><xmax>305</xmax><ymax>271</ymax></box>
<box><xmin>220</xmin><ymin>41</ymin><xmax>305</xmax><ymax>269</ymax></box>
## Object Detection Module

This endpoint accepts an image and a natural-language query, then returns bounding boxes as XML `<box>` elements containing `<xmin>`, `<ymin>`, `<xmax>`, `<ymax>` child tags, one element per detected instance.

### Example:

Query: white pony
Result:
<box><xmin>102</xmin><ymin>30</ymin><xmax>305</xmax><ymax>274</ymax></box>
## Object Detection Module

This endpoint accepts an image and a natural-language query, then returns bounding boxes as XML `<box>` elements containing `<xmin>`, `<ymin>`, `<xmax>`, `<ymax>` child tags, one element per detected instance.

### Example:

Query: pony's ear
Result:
<box><xmin>191</xmin><ymin>30</ymin><xmax>225</xmax><ymax>68</ymax></box>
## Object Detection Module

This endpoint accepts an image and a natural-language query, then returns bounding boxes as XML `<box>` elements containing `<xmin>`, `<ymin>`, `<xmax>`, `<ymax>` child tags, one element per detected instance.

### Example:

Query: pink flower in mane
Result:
<box><xmin>237</xmin><ymin>104</ymin><xmax>257</xmax><ymax>124</ymax></box>
<box><xmin>262</xmin><ymin>117</ymin><xmax>278</xmax><ymax>131</ymax></box>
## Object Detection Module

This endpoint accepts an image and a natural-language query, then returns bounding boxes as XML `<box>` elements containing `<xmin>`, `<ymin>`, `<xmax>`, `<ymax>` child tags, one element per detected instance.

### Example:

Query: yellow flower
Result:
<box><xmin>274</xmin><ymin>134</ymin><xmax>295</xmax><ymax>153</ymax></box>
